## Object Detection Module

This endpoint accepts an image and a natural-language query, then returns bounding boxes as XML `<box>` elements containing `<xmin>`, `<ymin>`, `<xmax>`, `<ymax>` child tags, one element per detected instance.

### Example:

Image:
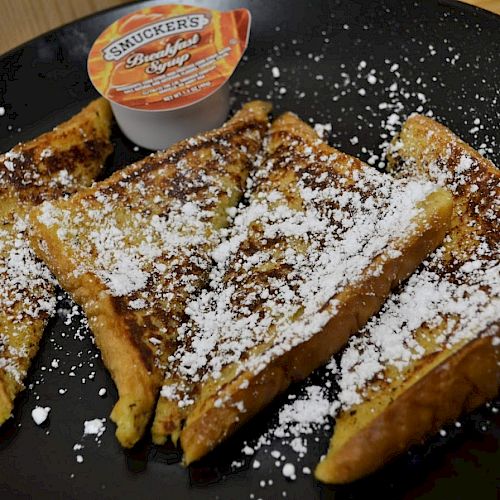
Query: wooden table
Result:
<box><xmin>0</xmin><ymin>0</ymin><xmax>499</xmax><ymax>55</ymax></box>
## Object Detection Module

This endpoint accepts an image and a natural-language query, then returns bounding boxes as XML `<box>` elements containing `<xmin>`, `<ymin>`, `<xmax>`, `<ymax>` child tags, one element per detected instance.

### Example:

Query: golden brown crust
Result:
<box><xmin>0</xmin><ymin>98</ymin><xmax>112</xmax><ymax>205</ymax></box>
<box><xmin>388</xmin><ymin>114</ymin><xmax>498</xmax><ymax>265</ymax></box>
<box><xmin>29</xmin><ymin>101</ymin><xmax>271</xmax><ymax>447</ymax></box>
<box><xmin>153</xmin><ymin>111</ymin><xmax>452</xmax><ymax>463</ymax></box>
<box><xmin>0</xmin><ymin>98</ymin><xmax>113</xmax><ymax>426</ymax></box>
<box><xmin>315</xmin><ymin>114</ymin><xmax>499</xmax><ymax>484</ymax></box>
<box><xmin>315</xmin><ymin>335</ymin><xmax>499</xmax><ymax>483</ymax></box>
<box><xmin>0</xmin><ymin>379</ymin><xmax>12</xmax><ymax>425</ymax></box>
<box><xmin>30</xmin><ymin>236</ymin><xmax>160</xmax><ymax>446</ymax></box>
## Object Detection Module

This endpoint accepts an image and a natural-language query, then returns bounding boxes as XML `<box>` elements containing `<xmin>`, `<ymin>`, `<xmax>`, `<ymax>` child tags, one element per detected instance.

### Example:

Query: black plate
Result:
<box><xmin>0</xmin><ymin>1</ymin><xmax>499</xmax><ymax>498</ymax></box>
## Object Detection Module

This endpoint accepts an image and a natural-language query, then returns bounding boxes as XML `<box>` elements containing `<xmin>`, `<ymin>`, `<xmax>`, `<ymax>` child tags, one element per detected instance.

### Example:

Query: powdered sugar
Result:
<box><xmin>161</xmin><ymin>119</ymin><xmax>440</xmax><ymax>414</ymax></box>
<box><xmin>274</xmin><ymin>386</ymin><xmax>332</xmax><ymax>440</ymax></box>
<box><xmin>313</xmin><ymin>123</ymin><xmax>332</xmax><ymax>139</ymax></box>
<box><xmin>33</xmin><ymin>107</ymin><xmax>268</xmax><ymax>385</ymax></box>
<box><xmin>0</xmin><ymin>216</ymin><xmax>57</xmax><ymax>385</ymax></box>
<box><xmin>333</xmin><ymin>119</ymin><xmax>499</xmax><ymax>414</ymax></box>
<box><xmin>336</xmin><ymin>262</ymin><xmax>499</xmax><ymax>409</ymax></box>
<box><xmin>31</xmin><ymin>406</ymin><xmax>51</xmax><ymax>425</ymax></box>
<box><xmin>282</xmin><ymin>463</ymin><xmax>296</xmax><ymax>480</ymax></box>
<box><xmin>83</xmin><ymin>418</ymin><xmax>106</xmax><ymax>438</ymax></box>
<box><xmin>235</xmin><ymin>380</ymin><xmax>335</xmax><ymax>478</ymax></box>
<box><xmin>0</xmin><ymin>100</ymin><xmax>112</xmax><ymax>413</ymax></box>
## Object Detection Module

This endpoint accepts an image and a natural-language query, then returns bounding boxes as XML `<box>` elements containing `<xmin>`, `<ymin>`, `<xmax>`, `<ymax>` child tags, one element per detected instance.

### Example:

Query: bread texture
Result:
<box><xmin>28</xmin><ymin>101</ymin><xmax>271</xmax><ymax>447</ymax></box>
<box><xmin>315</xmin><ymin>115</ymin><xmax>499</xmax><ymax>484</ymax></box>
<box><xmin>152</xmin><ymin>112</ymin><xmax>453</xmax><ymax>464</ymax></box>
<box><xmin>0</xmin><ymin>98</ymin><xmax>113</xmax><ymax>425</ymax></box>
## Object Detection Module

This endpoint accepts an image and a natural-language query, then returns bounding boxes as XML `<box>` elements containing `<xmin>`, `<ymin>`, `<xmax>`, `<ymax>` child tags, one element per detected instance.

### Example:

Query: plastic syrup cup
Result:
<box><xmin>87</xmin><ymin>5</ymin><xmax>251</xmax><ymax>150</ymax></box>
<box><xmin>108</xmin><ymin>82</ymin><xmax>230</xmax><ymax>150</ymax></box>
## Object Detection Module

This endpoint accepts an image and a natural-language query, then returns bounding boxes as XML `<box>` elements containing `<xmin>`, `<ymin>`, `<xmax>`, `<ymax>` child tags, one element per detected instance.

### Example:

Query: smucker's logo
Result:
<box><xmin>102</xmin><ymin>13</ymin><xmax>210</xmax><ymax>61</ymax></box>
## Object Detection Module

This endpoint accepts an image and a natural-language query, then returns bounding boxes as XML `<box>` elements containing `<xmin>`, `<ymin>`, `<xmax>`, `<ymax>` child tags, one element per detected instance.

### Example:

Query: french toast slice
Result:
<box><xmin>151</xmin><ymin>112</ymin><xmax>453</xmax><ymax>464</ymax></box>
<box><xmin>28</xmin><ymin>101</ymin><xmax>271</xmax><ymax>447</ymax></box>
<box><xmin>315</xmin><ymin>115</ymin><xmax>499</xmax><ymax>484</ymax></box>
<box><xmin>0</xmin><ymin>98</ymin><xmax>113</xmax><ymax>425</ymax></box>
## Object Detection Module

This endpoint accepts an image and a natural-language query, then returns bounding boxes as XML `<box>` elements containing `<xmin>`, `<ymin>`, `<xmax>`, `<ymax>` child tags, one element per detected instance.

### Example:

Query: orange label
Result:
<box><xmin>88</xmin><ymin>4</ymin><xmax>251</xmax><ymax>111</ymax></box>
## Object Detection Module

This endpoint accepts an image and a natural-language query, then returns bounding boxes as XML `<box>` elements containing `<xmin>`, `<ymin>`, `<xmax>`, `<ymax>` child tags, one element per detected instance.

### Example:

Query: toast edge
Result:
<box><xmin>314</xmin><ymin>332</ymin><xmax>500</xmax><ymax>484</ymax></box>
<box><xmin>387</xmin><ymin>113</ymin><xmax>500</xmax><ymax>178</ymax></box>
<box><xmin>28</xmin><ymin>218</ymin><xmax>159</xmax><ymax>448</ymax></box>
<box><xmin>0</xmin><ymin>380</ymin><xmax>13</xmax><ymax>424</ymax></box>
